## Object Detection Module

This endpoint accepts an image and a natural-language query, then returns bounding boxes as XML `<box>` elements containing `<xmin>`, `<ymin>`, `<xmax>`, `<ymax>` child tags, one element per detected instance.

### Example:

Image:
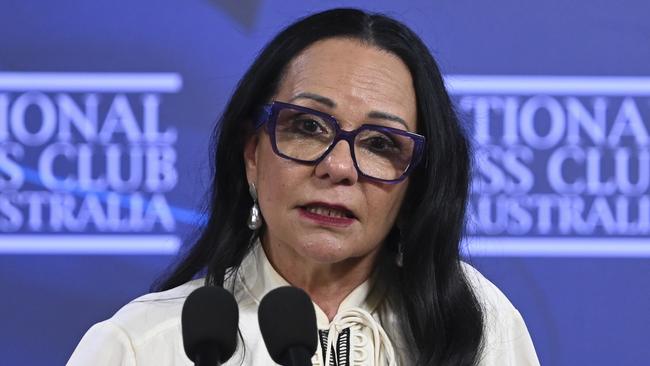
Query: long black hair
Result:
<box><xmin>156</xmin><ymin>8</ymin><xmax>484</xmax><ymax>366</ymax></box>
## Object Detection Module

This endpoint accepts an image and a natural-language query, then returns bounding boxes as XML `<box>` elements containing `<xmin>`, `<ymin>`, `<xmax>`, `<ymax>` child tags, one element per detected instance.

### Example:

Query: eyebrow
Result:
<box><xmin>289</xmin><ymin>92</ymin><xmax>336</xmax><ymax>108</ymax></box>
<box><xmin>367</xmin><ymin>111</ymin><xmax>409</xmax><ymax>130</ymax></box>
<box><xmin>289</xmin><ymin>92</ymin><xmax>410</xmax><ymax>130</ymax></box>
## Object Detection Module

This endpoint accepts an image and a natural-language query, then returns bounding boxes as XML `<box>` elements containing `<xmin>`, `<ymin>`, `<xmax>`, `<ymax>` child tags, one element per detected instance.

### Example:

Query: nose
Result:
<box><xmin>314</xmin><ymin>140</ymin><xmax>358</xmax><ymax>185</ymax></box>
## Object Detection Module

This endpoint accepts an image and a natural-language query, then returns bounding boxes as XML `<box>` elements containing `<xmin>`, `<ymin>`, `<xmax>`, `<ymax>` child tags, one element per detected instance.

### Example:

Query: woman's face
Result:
<box><xmin>245</xmin><ymin>38</ymin><xmax>417</xmax><ymax>265</ymax></box>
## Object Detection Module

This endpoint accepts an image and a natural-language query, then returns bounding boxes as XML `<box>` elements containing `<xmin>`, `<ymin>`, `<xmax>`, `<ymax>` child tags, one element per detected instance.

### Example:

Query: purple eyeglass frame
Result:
<box><xmin>254</xmin><ymin>101</ymin><xmax>426</xmax><ymax>184</ymax></box>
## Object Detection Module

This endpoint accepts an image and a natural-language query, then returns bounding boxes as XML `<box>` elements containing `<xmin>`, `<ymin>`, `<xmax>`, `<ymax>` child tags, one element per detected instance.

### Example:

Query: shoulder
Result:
<box><xmin>460</xmin><ymin>262</ymin><xmax>540</xmax><ymax>365</ymax></box>
<box><xmin>68</xmin><ymin>279</ymin><xmax>204</xmax><ymax>365</ymax></box>
<box><xmin>107</xmin><ymin>278</ymin><xmax>204</xmax><ymax>339</ymax></box>
<box><xmin>460</xmin><ymin>262</ymin><xmax>516</xmax><ymax>316</ymax></box>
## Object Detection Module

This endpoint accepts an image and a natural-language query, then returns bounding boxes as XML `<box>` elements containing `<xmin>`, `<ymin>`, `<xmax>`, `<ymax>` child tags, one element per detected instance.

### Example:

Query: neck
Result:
<box><xmin>261</xmin><ymin>237</ymin><xmax>378</xmax><ymax>321</ymax></box>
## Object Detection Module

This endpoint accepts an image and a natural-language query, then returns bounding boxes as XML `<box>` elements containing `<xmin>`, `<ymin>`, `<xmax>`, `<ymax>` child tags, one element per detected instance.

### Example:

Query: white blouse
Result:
<box><xmin>68</xmin><ymin>244</ymin><xmax>540</xmax><ymax>365</ymax></box>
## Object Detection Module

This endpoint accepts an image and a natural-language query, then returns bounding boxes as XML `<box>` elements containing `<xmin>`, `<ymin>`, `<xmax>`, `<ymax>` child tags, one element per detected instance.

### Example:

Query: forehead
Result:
<box><xmin>275</xmin><ymin>38</ymin><xmax>417</xmax><ymax>131</ymax></box>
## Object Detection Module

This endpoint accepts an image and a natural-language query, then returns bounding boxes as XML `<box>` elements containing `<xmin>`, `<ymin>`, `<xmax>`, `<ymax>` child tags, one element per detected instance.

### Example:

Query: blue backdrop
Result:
<box><xmin>1</xmin><ymin>1</ymin><xmax>649</xmax><ymax>365</ymax></box>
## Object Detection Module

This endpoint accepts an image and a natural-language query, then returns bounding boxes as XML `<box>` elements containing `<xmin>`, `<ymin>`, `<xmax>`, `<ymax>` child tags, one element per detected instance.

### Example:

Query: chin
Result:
<box><xmin>296</xmin><ymin>239</ymin><xmax>352</xmax><ymax>264</ymax></box>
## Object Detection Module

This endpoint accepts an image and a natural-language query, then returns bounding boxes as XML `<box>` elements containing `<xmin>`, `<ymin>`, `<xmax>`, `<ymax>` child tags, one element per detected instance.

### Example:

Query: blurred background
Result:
<box><xmin>1</xmin><ymin>1</ymin><xmax>649</xmax><ymax>365</ymax></box>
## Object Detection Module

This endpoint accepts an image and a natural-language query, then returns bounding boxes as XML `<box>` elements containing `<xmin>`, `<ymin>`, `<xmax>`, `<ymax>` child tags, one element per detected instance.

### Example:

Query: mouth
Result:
<box><xmin>302</xmin><ymin>203</ymin><xmax>355</xmax><ymax>218</ymax></box>
<box><xmin>298</xmin><ymin>202</ymin><xmax>357</xmax><ymax>226</ymax></box>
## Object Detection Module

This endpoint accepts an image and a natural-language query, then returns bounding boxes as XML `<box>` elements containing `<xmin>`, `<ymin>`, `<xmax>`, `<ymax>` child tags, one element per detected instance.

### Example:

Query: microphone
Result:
<box><xmin>181</xmin><ymin>286</ymin><xmax>239</xmax><ymax>366</ymax></box>
<box><xmin>258</xmin><ymin>286</ymin><xmax>318</xmax><ymax>366</ymax></box>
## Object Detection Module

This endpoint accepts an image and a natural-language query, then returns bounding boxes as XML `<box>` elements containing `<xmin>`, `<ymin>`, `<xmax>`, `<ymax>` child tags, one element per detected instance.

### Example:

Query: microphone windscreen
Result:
<box><xmin>258</xmin><ymin>286</ymin><xmax>318</xmax><ymax>363</ymax></box>
<box><xmin>181</xmin><ymin>286</ymin><xmax>239</xmax><ymax>363</ymax></box>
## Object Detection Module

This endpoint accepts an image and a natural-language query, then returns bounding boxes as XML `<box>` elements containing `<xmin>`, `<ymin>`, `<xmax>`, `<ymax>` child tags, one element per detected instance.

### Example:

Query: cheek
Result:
<box><xmin>254</xmin><ymin>143</ymin><xmax>305</xmax><ymax>215</ymax></box>
<box><xmin>255</xmin><ymin>139</ymin><xmax>285</xmax><ymax>184</ymax></box>
<box><xmin>257</xmin><ymin>158</ymin><xmax>287</xmax><ymax>206</ymax></box>
<box><xmin>365</xmin><ymin>184</ymin><xmax>408</xmax><ymax>229</ymax></box>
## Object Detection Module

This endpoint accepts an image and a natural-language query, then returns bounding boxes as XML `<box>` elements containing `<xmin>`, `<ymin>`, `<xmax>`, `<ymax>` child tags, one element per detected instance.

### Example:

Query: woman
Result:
<box><xmin>69</xmin><ymin>8</ymin><xmax>539</xmax><ymax>366</ymax></box>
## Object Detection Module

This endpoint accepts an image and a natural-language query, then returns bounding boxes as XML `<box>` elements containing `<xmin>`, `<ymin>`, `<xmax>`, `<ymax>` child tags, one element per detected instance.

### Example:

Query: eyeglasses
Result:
<box><xmin>254</xmin><ymin>101</ymin><xmax>425</xmax><ymax>183</ymax></box>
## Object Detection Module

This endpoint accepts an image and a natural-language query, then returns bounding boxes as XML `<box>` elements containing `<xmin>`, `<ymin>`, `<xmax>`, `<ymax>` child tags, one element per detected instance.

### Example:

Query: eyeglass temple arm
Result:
<box><xmin>413</xmin><ymin>139</ymin><xmax>425</xmax><ymax>167</ymax></box>
<box><xmin>254</xmin><ymin>104</ymin><xmax>274</xmax><ymax>129</ymax></box>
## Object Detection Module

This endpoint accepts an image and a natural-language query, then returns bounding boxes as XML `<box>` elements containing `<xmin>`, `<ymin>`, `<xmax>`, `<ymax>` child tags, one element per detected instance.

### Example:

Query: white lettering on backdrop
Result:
<box><xmin>0</xmin><ymin>73</ymin><xmax>182</xmax><ymax>245</ymax></box>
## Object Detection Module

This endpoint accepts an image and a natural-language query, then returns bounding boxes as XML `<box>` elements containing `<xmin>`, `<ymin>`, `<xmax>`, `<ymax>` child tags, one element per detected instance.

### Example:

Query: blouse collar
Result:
<box><xmin>238</xmin><ymin>241</ymin><xmax>383</xmax><ymax>329</ymax></box>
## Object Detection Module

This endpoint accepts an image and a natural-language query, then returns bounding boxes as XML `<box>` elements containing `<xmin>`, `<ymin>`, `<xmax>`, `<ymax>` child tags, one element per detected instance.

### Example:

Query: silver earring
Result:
<box><xmin>396</xmin><ymin>241</ymin><xmax>404</xmax><ymax>267</ymax></box>
<box><xmin>247</xmin><ymin>183</ymin><xmax>263</xmax><ymax>230</ymax></box>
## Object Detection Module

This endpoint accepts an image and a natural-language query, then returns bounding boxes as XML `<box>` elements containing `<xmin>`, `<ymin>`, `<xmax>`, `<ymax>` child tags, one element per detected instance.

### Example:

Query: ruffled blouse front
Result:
<box><xmin>68</xmin><ymin>243</ymin><xmax>540</xmax><ymax>365</ymax></box>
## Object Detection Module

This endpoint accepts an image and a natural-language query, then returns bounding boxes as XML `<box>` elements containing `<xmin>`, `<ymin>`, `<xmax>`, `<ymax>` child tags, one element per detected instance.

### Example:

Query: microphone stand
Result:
<box><xmin>194</xmin><ymin>348</ymin><xmax>221</xmax><ymax>366</ymax></box>
<box><xmin>279</xmin><ymin>347</ymin><xmax>313</xmax><ymax>366</ymax></box>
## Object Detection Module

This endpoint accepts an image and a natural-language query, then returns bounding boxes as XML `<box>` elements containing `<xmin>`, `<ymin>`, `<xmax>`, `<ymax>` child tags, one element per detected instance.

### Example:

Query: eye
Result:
<box><xmin>288</xmin><ymin>114</ymin><xmax>329</xmax><ymax>136</ymax></box>
<box><xmin>361</xmin><ymin>134</ymin><xmax>399</xmax><ymax>153</ymax></box>
<box><xmin>367</xmin><ymin>136</ymin><xmax>394</xmax><ymax>150</ymax></box>
<box><xmin>295</xmin><ymin>117</ymin><xmax>322</xmax><ymax>134</ymax></box>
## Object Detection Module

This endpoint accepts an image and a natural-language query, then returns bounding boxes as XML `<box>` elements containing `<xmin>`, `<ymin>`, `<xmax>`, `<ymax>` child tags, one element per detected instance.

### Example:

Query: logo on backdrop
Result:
<box><xmin>3</xmin><ymin>74</ymin><xmax>648</xmax><ymax>255</ymax></box>
<box><xmin>0</xmin><ymin>73</ymin><xmax>182</xmax><ymax>249</ymax></box>
<box><xmin>447</xmin><ymin>76</ymin><xmax>650</xmax><ymax>239</ymax></box>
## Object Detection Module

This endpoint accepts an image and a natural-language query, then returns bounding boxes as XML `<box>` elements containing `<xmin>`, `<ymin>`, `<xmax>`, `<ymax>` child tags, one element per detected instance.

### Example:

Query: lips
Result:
<box><xmin>302</xmin><ymin>204</ymin><xmax>355</xmax><ymax>219</ymax></box>
<box><xmin>298</xmin><ymin>202</ymin><xmax>357</xmax><ymax>226</ymax></box>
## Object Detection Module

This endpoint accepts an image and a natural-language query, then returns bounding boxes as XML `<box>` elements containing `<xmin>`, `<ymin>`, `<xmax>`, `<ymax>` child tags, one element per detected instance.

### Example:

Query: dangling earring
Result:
<box><xmin>247</xmin><ymin>183</ymin><xmax>263</xmax><ymax>230</ymax></box>
<box><xmin>396</xmin><ymin>241</ymin><xmax>404</xmax><ymax>267</ymax></box>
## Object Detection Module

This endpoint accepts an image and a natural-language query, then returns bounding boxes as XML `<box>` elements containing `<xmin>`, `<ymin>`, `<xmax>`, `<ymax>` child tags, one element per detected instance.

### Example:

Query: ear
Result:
<box><xmin>243</xmin><ymin>133</ymin><xmax>260</xmax><ymax>185</ymax></box>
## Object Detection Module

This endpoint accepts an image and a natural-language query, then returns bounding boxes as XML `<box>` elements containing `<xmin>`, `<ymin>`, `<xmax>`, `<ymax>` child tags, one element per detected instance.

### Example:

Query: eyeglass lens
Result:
<box><xmin>274</xmin><ymin>108</ymin><xmax>416</xmax><ymax>181</ymax></box>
